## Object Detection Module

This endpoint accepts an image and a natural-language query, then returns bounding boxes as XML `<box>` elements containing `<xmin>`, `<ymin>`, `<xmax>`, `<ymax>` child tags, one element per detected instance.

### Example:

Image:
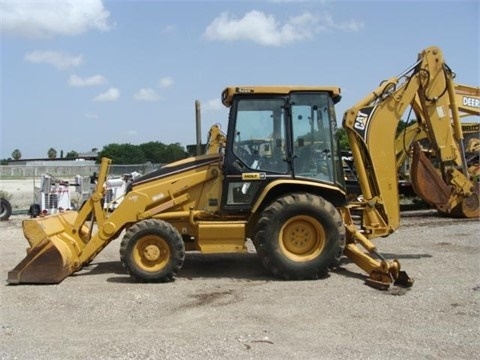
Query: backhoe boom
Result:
<box><xmin>343</xmin><ymin>46</ymin><xmax>479</xmax><ymax>225</ymax></box>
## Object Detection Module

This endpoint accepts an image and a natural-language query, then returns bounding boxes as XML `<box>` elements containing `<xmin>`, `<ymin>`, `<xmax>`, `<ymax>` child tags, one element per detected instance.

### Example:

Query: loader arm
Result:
<box><xmin>8</xmin><ymin>154</ymin><xmax>224</xmax><ymax>284</ymax></box>
<box><xmin>343</xmin><ymin>46</ymin><xmax>479</xmax><ymax>238</ymax></box>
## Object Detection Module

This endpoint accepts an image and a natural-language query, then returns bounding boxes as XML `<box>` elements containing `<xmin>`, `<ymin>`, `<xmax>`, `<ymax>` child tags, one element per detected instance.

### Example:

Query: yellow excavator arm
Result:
<box><xmin>394</xmin><ymin>79</ymin><xmax>480</xmax><ymax>215</ymax></box>
<box><xmin>343</xmin><ymin>46</ymin><xmax>479</xmax><ymax>234</ymax></box>
<box><xmin>395</xmin><ymin>83</ymin><xmax>479</xmax><ymax>169</ymax></box>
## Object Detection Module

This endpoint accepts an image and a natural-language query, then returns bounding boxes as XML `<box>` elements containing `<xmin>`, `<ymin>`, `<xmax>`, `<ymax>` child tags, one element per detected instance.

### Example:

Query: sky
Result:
<box><xmin>0</xmin><ymin>0</ymin><xmax>479</xmax><ymax>160</ymax></box>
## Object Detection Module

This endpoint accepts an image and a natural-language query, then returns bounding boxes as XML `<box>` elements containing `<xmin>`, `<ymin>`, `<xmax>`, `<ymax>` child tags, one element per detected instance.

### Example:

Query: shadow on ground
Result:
<box><xmin>74</xmin><ymin>252</ymin><xmax>271</xmax><ymax>284</ymax></box>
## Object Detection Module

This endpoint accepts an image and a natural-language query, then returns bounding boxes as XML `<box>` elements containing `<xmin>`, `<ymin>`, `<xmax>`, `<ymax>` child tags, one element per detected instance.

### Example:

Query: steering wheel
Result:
<box><xmin>235</xmin><ymin>145</ymin><xmax>254</xmax><ymax>165</ymax></box>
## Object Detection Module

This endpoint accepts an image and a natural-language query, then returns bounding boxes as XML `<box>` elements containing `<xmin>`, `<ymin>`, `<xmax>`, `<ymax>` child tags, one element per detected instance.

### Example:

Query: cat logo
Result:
<box><xmin>242</xmin><ymin>172</ymin><xmax>266</xmax><ymax>180</ymax></box>
<box><xmin>354</xmin><ymin>110</ymin><xmax>368</xmax><ymax>131</ymax></box>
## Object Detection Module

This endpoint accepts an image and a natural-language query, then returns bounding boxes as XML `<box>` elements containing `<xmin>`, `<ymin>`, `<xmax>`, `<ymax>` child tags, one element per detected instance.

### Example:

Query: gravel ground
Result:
<box><xmin>0</xmin><ymin>209</ymin><xmax>479</xmax><ymax>360</ymax></box>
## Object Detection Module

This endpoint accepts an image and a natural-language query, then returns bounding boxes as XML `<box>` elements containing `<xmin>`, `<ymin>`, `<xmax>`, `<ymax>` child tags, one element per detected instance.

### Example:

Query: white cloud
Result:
<box><xmin>204</xmin><ymin>11</ymin><xmax>315</xmax><ymax>46</ymax></box>
<box><xmin>25</xmin><ymin>51</ymin><xmax>84</xmax><ymax>70</ymax></box>
<box><xmin>94</xmin><ymin>87</ymin><xmax>120</xmax><ymax>102</ymax></box>
<box><xmin>158</xmin><ymin>77</ymin><xmax>174</xmax><ymax>88</ymax></box>
<box><xmin>134</xmin><ymin>88</ymin><xmax>161</xmax><ymax>102</ymax></box>
<box><xmin>1</xmin><ymin>0</ymin><xmax>111</xmax><ymax>38</ymax></box>
<box><xmin>69</xmin><ymin>74</ymin><xmax>106</xmax><ymax>87</ymax></box>
<box><xmin>318</xmin><ymin>13</ymin><xmax>364</xmax><ymax>32</ymax></box>
<box><xmin>202</xmin><ymin>98</ymin><xmax>223</xmax><ymax>111</ymax></box>
<box><xmin>204</xmin><ymin>10</ymin><xmax>363</xmax><ymax>46</ymax></box>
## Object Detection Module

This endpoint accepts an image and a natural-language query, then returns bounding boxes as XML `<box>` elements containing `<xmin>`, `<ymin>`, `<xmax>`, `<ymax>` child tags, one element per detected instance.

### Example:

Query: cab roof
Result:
<box><xmin>221</xmin><ymin>85</ymin><xmax>342</xmax><ymax>107</ymax></box>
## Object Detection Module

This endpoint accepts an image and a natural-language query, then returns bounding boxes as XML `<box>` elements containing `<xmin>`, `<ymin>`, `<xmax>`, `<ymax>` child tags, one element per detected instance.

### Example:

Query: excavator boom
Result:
<box><xmin>343</xmin><ymin>46</ymin><xmax>479</xmax><ymax>225</ymax></box>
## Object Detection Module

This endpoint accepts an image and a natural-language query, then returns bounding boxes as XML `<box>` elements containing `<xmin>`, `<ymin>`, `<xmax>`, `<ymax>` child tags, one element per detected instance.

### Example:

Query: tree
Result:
<box><xmin>139</xmin><ymin>141</ymin><xmax>187</xmax><ymax>163</ymax></box>
<box><xmin>97</xmin><ymin>142</ymin><xmax>188</xmax><ymax>165</ymax></box>
<box><xmin>336</xmin><ymin>129</ymin><xmax>350</xmax><ymax>151</ymax></box>
<box><xmin>139</xmin><ymin>141</ymin><xmax>167</xmax><ymax>163</ymax></box>
<box><xmin>97</xmin><ymin>143</ymin><xmax>146</xmax><ymax>164</ymax></box>
<box><xmin>11</xmin><ymin>149</ymin><xmax>22</xmax><ymax>160</ymax></box>
<box><xmin>66</xmin><ymin>150</ymin><xmax>79</xmax><ymax>159</ymax></box>
<box><xmin>47</xmin><ymin>148</ymin><xmax>57</xmax><ymax>159</ymax></box>
<box><xmin>164</xmin><ymin>143</ymin><xmax>188</xmax><ymax>163</ymax></box>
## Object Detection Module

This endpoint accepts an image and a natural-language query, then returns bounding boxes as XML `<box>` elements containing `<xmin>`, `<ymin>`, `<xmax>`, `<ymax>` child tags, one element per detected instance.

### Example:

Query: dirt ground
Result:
<box><xmin>0</xmin><ymin>209</ymin><xmax>479</xmax><ymax>360</ymax></box>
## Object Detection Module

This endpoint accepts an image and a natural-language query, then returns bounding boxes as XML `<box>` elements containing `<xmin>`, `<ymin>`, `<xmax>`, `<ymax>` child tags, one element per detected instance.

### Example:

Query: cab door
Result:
<box><xmin>222</xmin><ymin>97</ymin><xmax>290</xmax><ymax>213</ymax></box>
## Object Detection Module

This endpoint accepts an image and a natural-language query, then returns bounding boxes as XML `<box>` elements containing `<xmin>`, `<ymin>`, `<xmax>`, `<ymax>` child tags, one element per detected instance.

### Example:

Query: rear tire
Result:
<box><xmin>120</xmin><ymin>219</ymin><xmax>185</xmax><ymax>283</ymax></box>
<box><xmin>253</xmin><ymin>193</ymin><xmax>345</xmax><ymax>280</ymax></box>
<box><xmin>0</xmin><ymin>198</ymin><xmax>12</xmax><ymax>221</ymax></box>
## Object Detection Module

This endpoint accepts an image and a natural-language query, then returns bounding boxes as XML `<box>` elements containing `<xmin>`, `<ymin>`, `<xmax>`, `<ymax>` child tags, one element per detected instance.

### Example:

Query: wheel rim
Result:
<box><xmin>133</xmin><ymin>235</ymin><xmax>170</xmax><ymax>272</ymax></box>
<box><xmin>279</xmin><ymin>215</ymin><xmax>325</xmax><ymax>262</ymax></box>
<box><xmin>451</xmin><ymin>193</ymin><xmax>480</xmax><ymax>218</ymax></box>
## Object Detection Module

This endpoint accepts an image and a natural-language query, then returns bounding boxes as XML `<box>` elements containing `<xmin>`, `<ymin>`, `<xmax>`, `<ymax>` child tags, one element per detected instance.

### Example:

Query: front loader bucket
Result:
<box><xmin>8</xmin><ymin>211</ymin><xmax>83</xmax><ymax>284</ymax></box>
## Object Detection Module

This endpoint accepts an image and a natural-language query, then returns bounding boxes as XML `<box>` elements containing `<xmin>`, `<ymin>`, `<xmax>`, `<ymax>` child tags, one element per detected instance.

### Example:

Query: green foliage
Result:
<box><xmin>164</xmin><ymin>143</ymin><xmax>188</xmax><ymax>163</ymax></box>
<box><xmin>98</xmin><ymin>142</ymin><xmax>188</xmax><ymax>165</ymax></box>
<box><xmin>139</xmin><ymin>141</ymin><xmax>167</xmax><ymax>163</ymax></box>
<box><xmin>0</xmin><ymin>159</ymin><xmax>8</xmax><ymax>165</ymax></box>
<box><xmin>98</xmin><ymin>143</ymin><xmax>145</xmax><ymax>164</ymax></box>
<box><xmin>11</xmin><ymin>149</ymin><xmax>21</xmax><ymax>160</ymax></box>
<box><xmin>47</xmin><ymin>147</ymin><xmax>57</xmax><ymax>159</ymax></box>
<box><xmin>336</xmin><ymin>128</ymin><xmax>350</xmax><ymax>151</ymax></box>
<box><xmin>66</xmin><ymin>150</ymin><xmax>79</xmax><ymax>159</ymax></box>
<box><xmin>396</xmin><ymin>119</ymin><xmax>410</xmax><ymax>136</ymax></box>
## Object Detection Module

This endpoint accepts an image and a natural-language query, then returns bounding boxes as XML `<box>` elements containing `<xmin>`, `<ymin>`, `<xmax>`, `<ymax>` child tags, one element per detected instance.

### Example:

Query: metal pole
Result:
<box><xmin>195</xmin><ymin>100</ymin><xmax>202</xmax><ymax>156</ymax></box>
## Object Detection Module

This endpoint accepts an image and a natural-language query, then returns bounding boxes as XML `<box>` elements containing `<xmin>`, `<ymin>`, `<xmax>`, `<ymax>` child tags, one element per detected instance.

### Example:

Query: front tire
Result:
<box><xmin>120</xmin><ymin>219</ymin><xmax>185</xmax><ymax>283</ymax></box>
<box><xmin>253</xmin><ymin>193</ymin><xmax>345</xmax><ymax>280</ymax></box>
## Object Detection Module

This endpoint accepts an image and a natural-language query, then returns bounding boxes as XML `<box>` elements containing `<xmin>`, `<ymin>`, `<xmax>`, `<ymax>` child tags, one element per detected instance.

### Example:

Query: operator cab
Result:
<box><xmin>221</xmin><ymin>86</ymin><xmax>345</xmax><ymax>212</ymax></box>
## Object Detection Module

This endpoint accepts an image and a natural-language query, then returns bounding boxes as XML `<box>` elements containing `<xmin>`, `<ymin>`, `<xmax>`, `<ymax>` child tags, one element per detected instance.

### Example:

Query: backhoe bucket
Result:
<box><xmin>410</xmin><ymin>143</ymin><xmax>480</xmax><ymax>218</ymax></box>
<box><xmin>410</xmin><ymin>143</ymin><xmax>452</xmax><ymax>212</ymax></box>
<box><xmin>8</xmin><ymin>211</ymin><xmax>83</xmax><ymax>284</ymax></box>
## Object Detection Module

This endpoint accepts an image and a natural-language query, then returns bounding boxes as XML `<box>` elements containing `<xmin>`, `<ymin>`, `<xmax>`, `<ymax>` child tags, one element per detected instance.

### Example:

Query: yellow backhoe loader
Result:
<box><xmin>7</xmin><ymin>46</ymin><xmax>478</xmax><ymax>289</ymax></box>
